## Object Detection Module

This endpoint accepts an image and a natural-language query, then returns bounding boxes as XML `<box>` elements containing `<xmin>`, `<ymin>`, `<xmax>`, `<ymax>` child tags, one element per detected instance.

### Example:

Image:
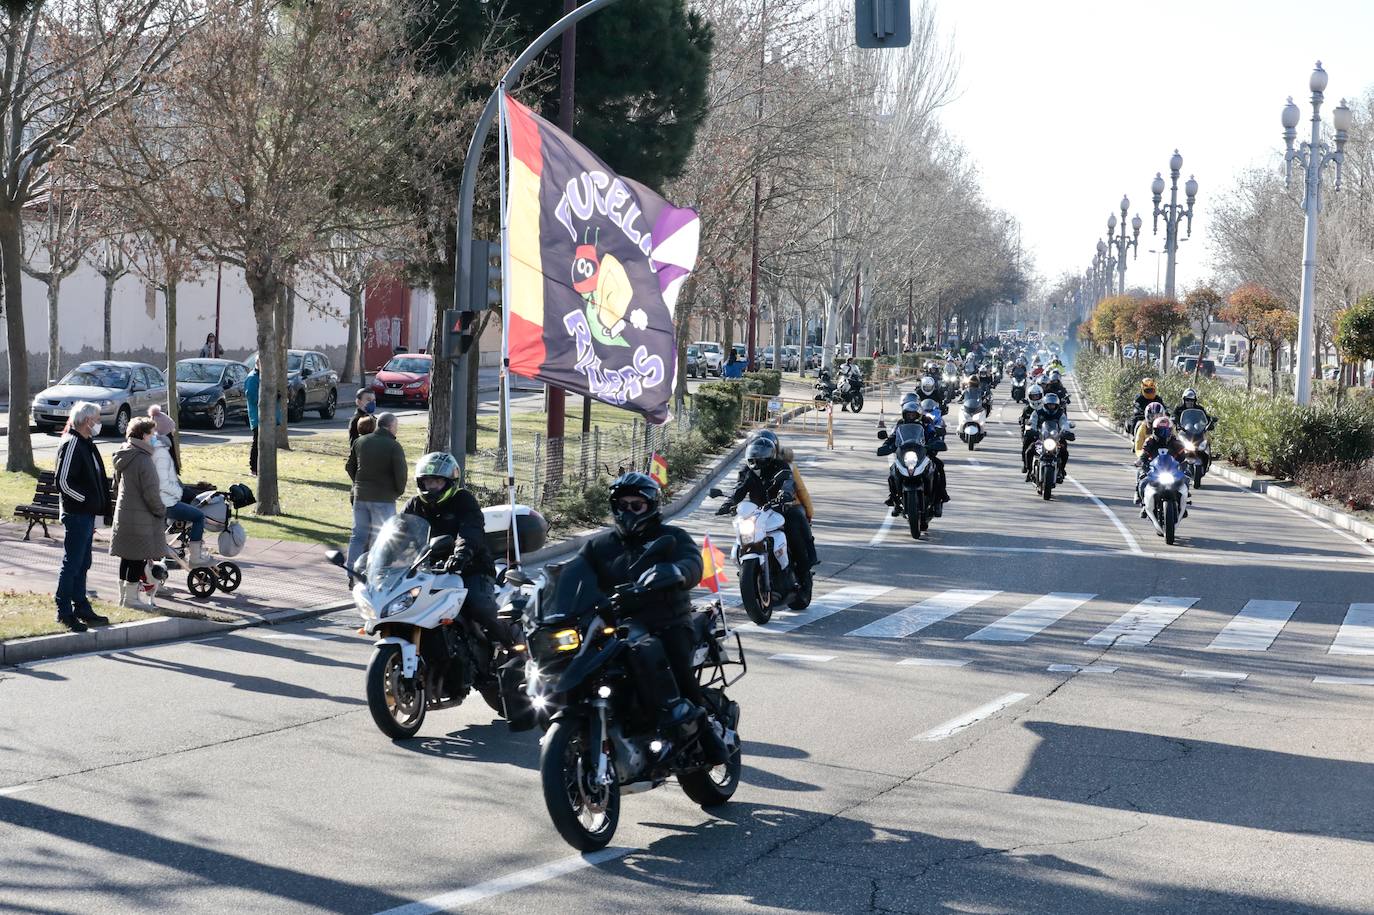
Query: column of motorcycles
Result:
<box><xmin>1124</xmin><ymin>396</ymin><xmax>1216</xmax><ymax>545</ymax></box>
<box><xmin>328</xmin><ymin>506</ymin><xmax>747</xmax><ymax>852</ymax></box>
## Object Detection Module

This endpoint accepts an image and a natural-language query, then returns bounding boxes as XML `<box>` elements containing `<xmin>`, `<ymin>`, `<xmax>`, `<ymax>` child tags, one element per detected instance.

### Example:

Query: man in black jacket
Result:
<box><xmin>717</xmin><ymin>436</ymin><xmax>816</xmax><ymax>581</ymax></box>
<box><xmin>400</xmin><ymin>451</ymin><xmax>511</xmax><ymax>646</ymax></box>
<box><xmin>578</xmin><ymin>472</ymin><xmax>727</xmax><ymax>762</ymax></box>
<box><xmin>54</xmin><ymin>402</ymin><xmax>111</xmax><ymax>631</ymax></box>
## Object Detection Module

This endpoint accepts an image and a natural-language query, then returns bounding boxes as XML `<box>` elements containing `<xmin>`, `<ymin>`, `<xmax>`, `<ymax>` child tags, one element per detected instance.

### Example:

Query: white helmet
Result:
<box><xmin>1027</xmin><ymin>384</ymin><xmax>1045</xmax><ymax>406</ymax></box>
<box><xmin>919</xmin><ymin>376</ymin><xmax>937</xmax><ymax>395</ymax></box>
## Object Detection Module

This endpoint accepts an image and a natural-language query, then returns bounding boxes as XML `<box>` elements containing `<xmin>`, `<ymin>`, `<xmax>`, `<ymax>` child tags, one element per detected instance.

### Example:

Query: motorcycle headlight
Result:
<box><xmin>381</xmin><ymin>586</ymin><xmax>421</xmax><ymax>618</ymax></box>
<box><xmin>904</xmin><ymin>452</ymin><xmax>918</xmax><ymax>469</ymax></box>
<box><xmin>1043</xmin><ymin>438</ymin><xmax>1058</xmax><ymax>451</ymax></box>
<box><xmin>1158</xmin><ymin>472</ymin><xmax>1178</xmax><ymax>485</ymax></box>
<box><xmin>1183</xmin><ymin>440</ymin><xmax>1198</xmax><ymax>452</ymax></box>
<box><xmin>738</xmin><ymin>517</ymin><xmax>758</xmax><ymax>541</ymax></box>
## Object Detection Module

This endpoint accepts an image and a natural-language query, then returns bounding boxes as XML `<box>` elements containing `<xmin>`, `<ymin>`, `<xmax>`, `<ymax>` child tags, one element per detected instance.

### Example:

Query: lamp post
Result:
<box><xmin>1095</xmin><ymin>240</ymin><xmax>1113</xmax><ymax>302</ymax></box>
<box><xmin>1282</xmin><ymin>61</ymin><xmax>1351</xmax><ymax>405</ymax></box>
<box><xmin>1150</xmin><ymin>150</ymin><xmax>1197</xmax><ymax>303</ymax></box>
<box><xmin>1105</xmin><ymin>195</ymin><xmax>1141</xmax><ymax>296</ymax></box>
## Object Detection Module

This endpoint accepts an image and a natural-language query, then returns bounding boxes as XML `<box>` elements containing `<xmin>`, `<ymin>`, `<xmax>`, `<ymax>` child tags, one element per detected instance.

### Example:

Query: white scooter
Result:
<box><xmin>957</xmin><ymin>390</ymin><xmax>987</xmax><ymax>450</ymax></box>
<box><xmin>710</xmin><ymin>489</ymin><xmax>811</xmax><ymax>625</ymax></box>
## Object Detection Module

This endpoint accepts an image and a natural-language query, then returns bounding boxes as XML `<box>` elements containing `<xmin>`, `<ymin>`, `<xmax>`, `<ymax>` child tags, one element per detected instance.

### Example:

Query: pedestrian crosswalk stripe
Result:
<box><xmin>1085</xmin><ymin>596</ymin><xmax>1199</xmax><ymax>647</ymax></box>
<box><xmin>897</xmin><ymin>657</ymin><xmax>971</xmax><ymax>667</ymax></box>
<box><xmin>1180</xmin><ymin>669</ymin><xmax>1248</xmax><ymax>681</ymax></box>
<box><xmin>847</xmin><ymin>589</ymin><xmax>1000</xmax><ymax>639</ymax></box>
<box><xmin>736</xmin><ymin>584</ymin><xmax>892</xmax><ymax>634</ymax></box>
<box><xmin>767</xmin><ymin>653</ymin><xmax>834</xmax><ymax>663</ymax></box>
<box><xmin>1206</xmin><ymin>599</ymin><xmax>1300</xmax><ymax>651</ymax></box>
<box><xmin>966</xmin><ymin>593</ymin><xmax>1096</xmax><ymax>643</ymax></box>
<box><xmin>1329</xmin><ymin>604</ymin><xmax>1374</xmax><ymax>655</ymax></box>
<box><xmin>1313</xmin><ymin>675</ymin><xmax>1374</xmax><ymax>686</ymax></box>
<box><xmin>1047</xmin><ymin>663</ymin><xmax>1117</xmax><ymax>674</ymax></box>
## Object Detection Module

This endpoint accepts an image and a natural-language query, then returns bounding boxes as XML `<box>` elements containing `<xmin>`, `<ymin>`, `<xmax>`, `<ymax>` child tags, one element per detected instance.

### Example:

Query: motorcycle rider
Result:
<box><xmin>917</xmin><ymin>375</ymin><xmax>945</xmax><ymax>411</ymax></box>
<box><xmin>1171</xmin><ymin>387</ymin><xmax>1212</xmax><ymax>425</ymax></box>
<box><xmin>744</xmin><ymin>429</ymin><xmax>818</xmax><ymax>566</ymax></box>
<box><xmin>1018</xmin><ymin>383</ymin><xmax>1045</xmax><ymax>449</ymax></box>
<box><xmin>1134</xmin><ymin>401</ymin><xmax>1167</xmax><ymax>456</ymax></box>
<box><xmin>1135</xmin><ymin>416</ymin><xmax>1189</xmax><ymax>510</ymax></box>
<box><xmin>1041</xmin><ymin>368</ymin><xmax>1069</xmax><ymax>404</ymax></box>
<box><xmin>1022</xmin><ymin>392</ymin><xmax>1074</xmax><ymax>482</ymax></box>
<box><xmin>719</xmin><ymin>435</ymin><xmax>816</xmax><ymax>583</ymax></box>
<box><xmin>838</xmin><ymin>357</ymin><xmax>863</xmax><ymax>411</ymax></box>
<box><xmin>1131</xmin><ymin>378</ymin><xmax>1164</xmax><ymax>432</ymax></box>
<box><xmin>580</xmin><ymin>472</ymin><xmax>729</xmax><ymax>763</ymax></box>
<box><xmin>400</xmin><ymin>452</ymin><xmax>513</xmax><ymax>648</ymax></box>
<box><xmin>919</xmin><ymin>397</ymin><xmax>951</xmax><ymax>514</ymax></box>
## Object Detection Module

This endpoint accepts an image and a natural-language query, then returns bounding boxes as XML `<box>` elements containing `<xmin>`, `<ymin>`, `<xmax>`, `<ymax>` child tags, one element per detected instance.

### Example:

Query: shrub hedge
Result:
<box><xmin>1075</xmin><ymin>350</ymin><xmax>1374</xmax><ymax>478</ymax></box>
<box><xmin>741</xmin><ymin>370</ymin><xmax>782</xmax><ymax>396</ymax></box>
<box><xmin>692</xmin><ymin>381</ymin><xmax>744</xmax><ymax>447</ymax></box>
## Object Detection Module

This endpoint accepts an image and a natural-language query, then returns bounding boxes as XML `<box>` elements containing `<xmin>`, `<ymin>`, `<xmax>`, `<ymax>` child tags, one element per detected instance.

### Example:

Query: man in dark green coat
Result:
<box><xmin>345</xmin><ymin>412</ymin><xmax>407</xmax><ymax>568</ymax></box>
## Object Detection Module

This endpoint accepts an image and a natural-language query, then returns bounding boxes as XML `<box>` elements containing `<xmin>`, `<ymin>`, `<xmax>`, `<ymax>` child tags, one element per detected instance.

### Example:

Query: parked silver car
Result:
<box><xmin>31</xmin><ymin>361</ymin><xmax>168</xmax><ymax>437</ymax></box>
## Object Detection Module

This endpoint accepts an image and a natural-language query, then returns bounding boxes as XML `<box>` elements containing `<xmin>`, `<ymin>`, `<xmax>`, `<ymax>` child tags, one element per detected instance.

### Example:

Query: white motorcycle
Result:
<box><xmin>1141</xmin><ymin>453</ymin><xmax>1190</xmax><ymax>545</ymax></box>
<box><xmin>326</xmin><ymin>509</ymin><xmax>542</xmax><ymax>738</ymax></box>
<box><xmin>710</xmin><ymin>489</ymin><xmax>811</xmax><ymax>625</ymax></box>
<box><xmin>957</xmin><ymin>390</ymin><xmax>987</xmax><ymax>450</ymax></box>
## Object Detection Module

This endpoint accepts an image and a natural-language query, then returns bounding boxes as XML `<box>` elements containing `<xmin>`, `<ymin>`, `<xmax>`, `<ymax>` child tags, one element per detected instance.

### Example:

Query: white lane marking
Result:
<box><xmin>897</xmin><ymin>657</ymin><xmax>971</xmax><ymax>667</ymax></box>
<box><xmin>373</xmin><ymin>847</ymin><xmax>633</xmax><ymax>915</ymax></box>
<box><xmin>1066</xmin><ymin>474</ymin><xmax>1144</xmax><ymax>556</ymax></box>
<box><xmin>965</xmin><ymin>457</ymin><xmax>987</xmax><ymax>471</ymax></box>
<box><xmin>0</xmin><ymin>785</ymin><xmax>35</xmax><ymax>796</ymax></box>
<box><xmin>1313</xmin><ymin>675</ymin><xmax>1374</xmax><ymax>686</ymax></box>
<box><xmin>260</xmin><ymin>632</ymin><xmax>352</xmax><ymax>642</ymax></box>
<box><xmin>1047</xmin><ymin>663</ymin><xmax>1118</xmax><ymax>674</ymax></box>
<box><xmin>966</xmin><ymin>593</ymin><xmax>1096</xmax><ymax>643</ymax></box>
<box><xmin>847</xmin><ymin>589</ymin><xmax>999</xmax><ymax>639</ymax></box>
<box><xmin>1329</xmin><ymin>604</ymin><xmax>1374</xmax><ymax>655</ymax></box>
<box><xmin>767</xmin><ymin>653</ymin><xmax>834</xmax><ymax>663</ymax></box>
<box><xmin>1257</xmin><ymin>488</ymin><xmax>1374</xmax><ymax>557</ymax></box>
<box><xmin>914</xmin><ymin>691</ymin><xmax>1028</xmax><ymax>741</ymax></box>
<box><xmin>1180</xmin><ymin>669</ymin><xmax>1249</xmax><ymax>681</ymax></box>
<box><xmin>1205</xmin><ymin>600</ymin><xmax>1300</xmax><ymax>652</ymax></box>
<box><xmin>1085</xmin><ymin>596</ymin><xmax>1199</xmax><ymax>648</ymax></box>
<box><xmin>737</xmin><ymin>584</ymin><xmax>892</xmax><ymax>635</ymax></box>
<box><xmin>868</xmin><ymin>511</ymin><xmax>896</xmax><ymax>546</ymax></box>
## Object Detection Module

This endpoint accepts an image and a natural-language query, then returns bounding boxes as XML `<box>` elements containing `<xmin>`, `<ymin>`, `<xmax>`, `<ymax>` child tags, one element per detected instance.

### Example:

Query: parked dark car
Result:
<box><xmin>1180</xmin><ymin>357</ymin><xmax>1216</xmax><ymax>378</ymax></box>
<box><xmin>370</xmin><ymin>353</ymin><xmax>433</xmax><ymax>407</ymax></box>
<box><xmin>176</xmin><ymin>358</ymin><xmax>249</xmax><ymax>429</ymax></box>
<box><xmin>245</xmin><ymin>350</ymin><xmax>339</xmax><ymax>422</ymax></box>
<box><xmin>31</xmin><ymin>361</ymin><xmax>168</xmax><ymax>437</ymax></box>
<box><xmin>686</xmin><ymin>346</ymin><xmax>702</xmax><ymax>379</ymax></box>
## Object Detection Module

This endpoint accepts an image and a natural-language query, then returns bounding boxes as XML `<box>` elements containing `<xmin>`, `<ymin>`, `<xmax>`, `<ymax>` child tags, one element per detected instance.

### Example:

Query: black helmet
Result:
<box><xmin>745</xmin><ymin>436</ymin><xmax>777</xmax><ymax>470</ymax></box>
<box><xmin>415</xmin><ymin>451</ymin><xmax>459</xmax><ymax>504</ymax></box>
<box><xmin>900</xmin><ymin>395</ymin><xmax>922</xmax><ymax>423</ymax></box>
<box><xmin>608</xmin><ymin>472</ymin><xmax>661</xmax><ymax>538</ymax></box>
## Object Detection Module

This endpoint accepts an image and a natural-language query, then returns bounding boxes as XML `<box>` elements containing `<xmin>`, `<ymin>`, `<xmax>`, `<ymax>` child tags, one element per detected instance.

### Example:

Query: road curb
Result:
<box><xmin>0</xmin><ymin>599</ymin><xmax>355</xmax><ymax>667</ymax></box>
<box><xmin>1071</xmin><ymin>376</ymin><xmax>1374</xmax><ymax>544</ymax></box>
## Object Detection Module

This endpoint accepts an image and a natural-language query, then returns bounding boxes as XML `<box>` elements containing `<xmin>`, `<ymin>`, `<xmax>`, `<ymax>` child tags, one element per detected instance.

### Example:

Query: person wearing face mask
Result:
<box><xmin>400</xmin><ymin>452</ymin><xmax>511</xmax><ymax>647</ymax></box>
<box><xmin>109</xmin><ymin>417</ymin><xmax>168</xmax><ymax>609</ymax></box>
<box><xmin>349</xmin><ymin>389</ymin><xmax>377</xmax><ymax>446</ymax></box>
<box><xmin>147</xmin><ymin>406</ymin><xmax>211</xmax><ymax>569</ymax></box>
<box><xmin>52</xmin><ymin>401</ymin><xmax>111</xmax><ymax>631</ymax></box>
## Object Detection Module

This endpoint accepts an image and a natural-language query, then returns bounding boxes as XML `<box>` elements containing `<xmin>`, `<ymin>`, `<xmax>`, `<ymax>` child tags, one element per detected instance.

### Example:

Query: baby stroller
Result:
<box><xmin>157</xmin><ymin>483</ymin><xmax>255</xmax><ymax>598</ymax></box>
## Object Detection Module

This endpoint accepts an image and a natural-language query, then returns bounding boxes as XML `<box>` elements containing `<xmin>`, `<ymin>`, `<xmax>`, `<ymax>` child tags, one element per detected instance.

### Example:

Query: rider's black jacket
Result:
<box><xmin>726</xmin><ymin>459</ymin><xmax>796</xmax><ymax>507</ymax></box>
<box><xmin>1133</xmin><ymin>392</ymin><xmax>1164</xmax><ymax>416</ymax></box>
<box><xmin>1138</xmin><ymin>435</ymin><xmax>1187</xmax><ymax>466</ymax></box>
<box><xmin>576</xmin><ymin>520</ymin><xmax>702</xmax><ymax>629</ymax></box>
<box><xmin>1041</xmin><ymin>379</ymin><xmax>1069</xmax><ymax>401</ymax></box>
<box><xmin>1024</xmin><ymin>407</ymin><xmax>1073</xmax><ymax>441</ymax></box>
<box><xmin>1171</xmin><ymin>402</ymin><xmax>1211</xmax><ymax>425</ymax></box>
<box><xmin>401</xmin><ymin>487</ymin><xmax>495</xmax><ymax>577</ymax></box>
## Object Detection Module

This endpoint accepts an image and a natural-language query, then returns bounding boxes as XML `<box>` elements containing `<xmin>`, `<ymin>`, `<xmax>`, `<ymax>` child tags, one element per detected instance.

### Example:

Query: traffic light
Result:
<box><xmin>855</xmin><ymin>0</ymin><xmax>911</xmax><ymax>48</ymax></box>
<box><xmin>468</xmin><ymin>239</ymin><xmax>500</xmax><ymax>312</ymax></box>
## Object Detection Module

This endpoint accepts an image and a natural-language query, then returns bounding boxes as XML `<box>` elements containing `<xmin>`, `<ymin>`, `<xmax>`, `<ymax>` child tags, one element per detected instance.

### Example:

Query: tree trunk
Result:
<box><xmin>1269</xmin><ymin>344</ymin><xmax>1279</xmax><ymax>399</ymax></box>
<box><xmin>1</xmin><ymin>204</ymin><xmax>35</xmax><ymax>473</ymax></box>
<box><xmin>274</xmin><ymin>283</ymin><xmax>290</xmax><ymax>450</ymax></box>
<box><xmin>1245</xmin><ymin>343</ymin><xmax>1254</xmax><ymax>391</ymax></box>
<box><xmin>342</xmin><ymin>286</ymin><xmax>362</xmax><ymax>385</ymax></box>
<box><xmin>164</xmin><ymin>282</ymin><xmax>179</xmax><ymax>427</ymax></box>
<box><xmin>284</xmin><ymin>283</ymin><xmax>296</xmax><ymax>350</ymax></box>
<box><xmin>46</xmin><ymin>278</ymin><xmax>60</xmax><ymax>384</ymax></box>
<box><xmin>248</xmin><ymin>268</ymin><xmax>283</xmax><ymax>515</ymax></box>
<box><xmin>425</xmin><ymin>257</ymin><xmax>455</xmax><ymax>454</ymax></box>
<box><xmin>103</xmin><ymin>273</ymin><xmax>116</xmax><ymax>359</ymax></box>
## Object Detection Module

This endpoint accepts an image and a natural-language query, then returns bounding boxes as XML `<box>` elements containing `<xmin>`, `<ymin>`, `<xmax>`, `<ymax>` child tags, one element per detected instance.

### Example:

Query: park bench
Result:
<box><xmin>14</xmin><ymin>471</ymin><xmax>116</xmax><ymax>541</ymax></box>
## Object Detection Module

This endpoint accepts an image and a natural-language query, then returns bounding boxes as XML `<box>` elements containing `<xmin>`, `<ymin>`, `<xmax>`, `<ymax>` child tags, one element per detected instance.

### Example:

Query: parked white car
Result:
<box><xmin>694</xmin><ymin>341</ymin><xmax>724</xmax><ymax>376</ymax></box>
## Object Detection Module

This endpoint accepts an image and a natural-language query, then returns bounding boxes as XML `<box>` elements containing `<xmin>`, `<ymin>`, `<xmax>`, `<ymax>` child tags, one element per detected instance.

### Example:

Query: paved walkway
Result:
<box><xmin>0</xmin><ymin>520</ymin><xmax>352</xmax><ymax>626</ymax></box>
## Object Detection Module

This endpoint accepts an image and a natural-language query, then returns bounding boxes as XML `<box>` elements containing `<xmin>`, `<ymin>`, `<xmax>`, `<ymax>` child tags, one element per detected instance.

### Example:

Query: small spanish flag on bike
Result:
<box><xmin>650</xmin><ymin>452</ymin><xmax>669</xmax><ymax>487</ymax></box>
<box><xmin>699</xmin><ymin>533</ymin><xmax>728</xmax><ymax>593</ymax></box>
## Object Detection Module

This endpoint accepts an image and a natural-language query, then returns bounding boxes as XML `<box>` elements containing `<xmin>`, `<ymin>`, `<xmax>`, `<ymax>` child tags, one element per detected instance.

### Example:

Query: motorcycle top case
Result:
<box><xmin>482</xmin><ymin>504</ymin><xmax>550</xmax><ymax>557</ymax></box>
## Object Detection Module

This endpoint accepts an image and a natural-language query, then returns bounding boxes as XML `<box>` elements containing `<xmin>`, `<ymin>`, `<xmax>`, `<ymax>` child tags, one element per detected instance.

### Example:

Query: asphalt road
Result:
<box><xmin>3</xmin><ymin>379</ymin><xmax>1374</xmax><ymax>914</ymax></box>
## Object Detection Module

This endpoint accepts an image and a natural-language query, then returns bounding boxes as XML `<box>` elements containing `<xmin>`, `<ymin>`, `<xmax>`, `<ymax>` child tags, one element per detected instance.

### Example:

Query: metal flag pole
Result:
<box><xmin>497</xmin><ymin>83</ymin><xmax>521</xmax><ymax>568</ymax></box>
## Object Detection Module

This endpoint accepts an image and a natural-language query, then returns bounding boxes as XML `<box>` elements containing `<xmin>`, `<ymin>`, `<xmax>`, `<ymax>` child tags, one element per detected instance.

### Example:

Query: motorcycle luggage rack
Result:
<box><xmin>700</xmin><ymin>599</ymin><xmax>747</xmax><ymax>688</ymax></box>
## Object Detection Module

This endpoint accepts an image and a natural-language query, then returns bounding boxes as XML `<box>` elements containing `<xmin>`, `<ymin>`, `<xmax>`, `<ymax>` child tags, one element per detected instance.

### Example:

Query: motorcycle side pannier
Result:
<box><xmin>481</xmin><ymin>504</ymin><xmax>550</xmax><ymax>558</ymax></box>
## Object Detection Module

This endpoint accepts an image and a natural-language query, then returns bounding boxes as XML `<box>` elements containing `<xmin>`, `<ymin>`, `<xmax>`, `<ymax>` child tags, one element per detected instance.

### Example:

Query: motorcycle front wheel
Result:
<box><xmin>850</xmin><ymin>392</ymin><xmax>864</xmax><ymax>412</ymax></box>
<box><xmin>738</xmin><ymin>560</ymin><xmax>773</xmax><ymax>625</ymax></box>
<box><xmin>1041</xmin><ymin>463</ymin><xmax>1055</xmax><ymax>500</ymax></box>
<box><xmin>366</xmin><ymin>643</ymin><xmax>427</xmax><ymax>739</ymax></box>
<box><xmin>540</xmin><ymin>720</ymin><xmax>620</xmax><ymax>851</ymax></box>
<box><xmin>904</xmin><ymin>488</ymin><xmax>922</xmax><ymax>540</ymax></box>
<box><xmin>1164</xmin><ymin>499</ymin><xmax>1178</xmax><ymax>545</ymax></box>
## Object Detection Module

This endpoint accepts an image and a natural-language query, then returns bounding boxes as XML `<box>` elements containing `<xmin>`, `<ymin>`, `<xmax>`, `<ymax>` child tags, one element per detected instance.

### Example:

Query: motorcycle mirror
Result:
<box><xmin>505</xmin><ymin>567</ymin><xmax>535</xmax><ymax>586</ymax></box>
<box><xmin>324</xmin><ymin>549</ymin><xmax>345</xmax><ymax>568</ymax></box>
<box><xmin>708</xmin><ymin>487</ymin><xmax>724</xmax><ymax>498</ymax></box>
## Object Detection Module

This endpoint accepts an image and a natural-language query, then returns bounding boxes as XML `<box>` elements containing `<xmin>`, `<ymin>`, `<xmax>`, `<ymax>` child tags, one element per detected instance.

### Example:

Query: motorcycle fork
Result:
<box><xmin>592</xmin><ymin>698</ymin><xmax>614</xmax><ymax>785</ymax></box>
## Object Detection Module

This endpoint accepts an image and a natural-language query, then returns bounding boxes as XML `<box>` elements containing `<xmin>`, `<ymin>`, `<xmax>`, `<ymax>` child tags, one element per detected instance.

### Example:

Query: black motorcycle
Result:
<box><xmin>1028</xmin><ymin>418</ymin><xmax>1074</xmax><ymax>500</ymax></box>
<box><xmin>518</xmin><ymin>548</ymin><xmax>746</xmax><ymax>851</ymax></box>
<box><xmin>877</xmin><ymin>421</ymin><xmax>939</xmax><ymax>539</ymax></box>
<box><xmin>1009</xmin><ymin>368</ymin><xmax>1027</xmax><ymax>403</ymax></box>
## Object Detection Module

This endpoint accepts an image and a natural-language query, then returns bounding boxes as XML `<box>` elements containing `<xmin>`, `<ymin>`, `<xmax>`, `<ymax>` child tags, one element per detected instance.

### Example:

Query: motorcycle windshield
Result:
<box><xmin>1179</xmin><ymin>408</ymin><xmax>1208</xmax><ymax>436</ymax></box>
<box><xmin>1149</xmin><ymin>453</ymin><xmax>1183</xmax><ymax>481</ymax></box>
<box><xmin>962</xmin><ymin>392</ymin><xmax>982</xmax><ymax>411</ymax></box>
<box><xmin>1039</xmin><ymin>415</ymin><xmax>1068</xmax><ymax>438</ymax></box>
<box><xmin>366</xmin><ymin>513</ymin><xmax>430</xmax><ymax>593</ymax></box>
<box><xmin>539</xmin><ymin>555</ymin><xmax>607</xmax><ymax>624</ymax></box>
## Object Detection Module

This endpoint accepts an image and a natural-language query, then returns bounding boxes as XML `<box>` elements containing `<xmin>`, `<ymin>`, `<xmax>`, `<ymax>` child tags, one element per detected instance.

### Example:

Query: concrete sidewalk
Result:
<box><xmin>0</xmin><ymin>520</ymin><xmax>353</xmax><ymax>665</ymax></box>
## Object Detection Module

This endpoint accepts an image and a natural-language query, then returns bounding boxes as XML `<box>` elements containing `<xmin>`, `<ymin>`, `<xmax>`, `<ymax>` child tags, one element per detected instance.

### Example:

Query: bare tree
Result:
<box><xmin>93</xmin><ymin>238</ymin><xmax>131</xmax><ymax>359</ymax></box>
<box><xmin>21</xmin><ymin>169</ymin><xmax>94</xmax><ymax>383</ymax></box>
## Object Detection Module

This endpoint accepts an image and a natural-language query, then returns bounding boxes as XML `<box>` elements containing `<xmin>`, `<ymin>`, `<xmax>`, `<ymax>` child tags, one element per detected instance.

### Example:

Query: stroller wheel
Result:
<box><xmin>187</xmin><ymin>567</ymin><xmax>218</xmax><ymax>599</ymax></box>
<box><xmin>216</xmin><ymin>561</ymin><xmax>242</xmax><ymax>593</ymax></box>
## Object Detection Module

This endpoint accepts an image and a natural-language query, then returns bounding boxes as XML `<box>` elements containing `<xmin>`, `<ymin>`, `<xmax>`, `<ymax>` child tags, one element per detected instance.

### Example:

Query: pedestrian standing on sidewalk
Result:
<box><xmin>349</xmin><ymin>389</ymin><xmax>377</xmax><ymax>446</ymax></box>
<box><xmin>53</xmin><ymin>401</ymin><xmax>111</xmax><ymax>632</ymax></box>
<box><xmin>148</xmin><ymin>407</ymin><xmax>211</xmax><ymax>568</ymax></box>
<box><xmin>244</xmin><ymin>362</ymin><xmax>261</xmax><ymax>475</ymax></box>
<box><xmin>345</xmin><ymin>411</ymin><xmax>406</xmax><ymax>568</ymax></box>
<box><xmin>200</xmin><ymin>333</ymin><xmax>224</xmax><ymax>359</ymax></box>
<box><xmin>110</xmin><ymin>417</ymin><xmax>167</xmax><ymax>609</ymax></box>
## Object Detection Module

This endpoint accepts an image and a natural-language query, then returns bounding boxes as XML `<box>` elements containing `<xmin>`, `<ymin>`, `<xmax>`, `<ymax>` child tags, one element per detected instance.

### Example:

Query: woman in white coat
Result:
<box><xmin>149</xmin><ymin>406</ymin><xmax>211</xmax><ymax>567</ymax></box>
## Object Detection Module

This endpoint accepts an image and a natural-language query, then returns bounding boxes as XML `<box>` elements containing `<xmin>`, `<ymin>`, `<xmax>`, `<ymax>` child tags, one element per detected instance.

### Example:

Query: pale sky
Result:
<box><xmin>932</xmin><ymin>0</ymin><xmax>1374</xmax><ymax>296</ymax></box>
